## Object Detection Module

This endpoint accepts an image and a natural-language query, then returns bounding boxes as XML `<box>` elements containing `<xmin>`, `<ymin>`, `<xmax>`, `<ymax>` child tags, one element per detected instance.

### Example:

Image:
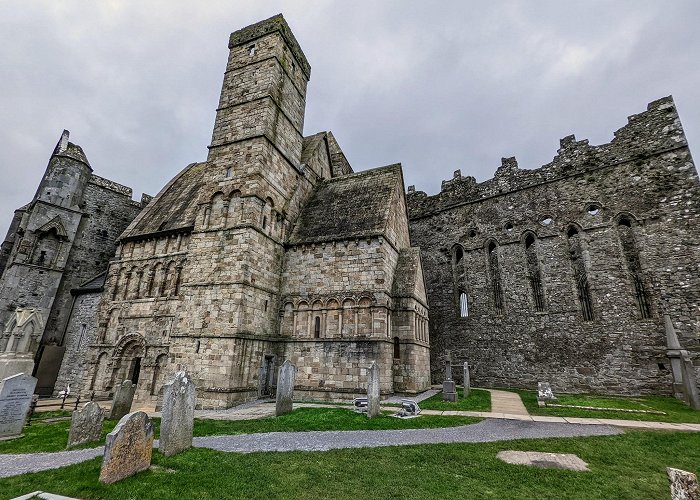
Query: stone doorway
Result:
<box><xmin>260</xmin><ymin>355</ymin><xmax>275</xmax><ymax>397</ymax></box>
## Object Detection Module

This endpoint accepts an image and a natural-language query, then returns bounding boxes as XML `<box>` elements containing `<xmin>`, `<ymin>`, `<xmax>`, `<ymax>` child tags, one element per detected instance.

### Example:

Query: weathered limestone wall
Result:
<box><xmin>408</xmin><ymin>97</ymin><xmax>700</xmax><ymax>395</ymax></box>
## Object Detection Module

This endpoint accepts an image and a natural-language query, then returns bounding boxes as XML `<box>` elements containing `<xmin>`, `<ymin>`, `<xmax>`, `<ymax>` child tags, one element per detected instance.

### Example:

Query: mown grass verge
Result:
<box><xmin>1</xmin><ymin>430</ymin><xmax>698</xmax><ymax>499</ymax></box>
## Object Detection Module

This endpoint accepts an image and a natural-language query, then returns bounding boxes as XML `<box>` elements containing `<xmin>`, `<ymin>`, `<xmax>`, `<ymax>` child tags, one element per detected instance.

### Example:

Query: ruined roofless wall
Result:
<box><xmin>407</xmin><ymin>96</ymin><xmax>700</xmax><ymax>395</ymax></box>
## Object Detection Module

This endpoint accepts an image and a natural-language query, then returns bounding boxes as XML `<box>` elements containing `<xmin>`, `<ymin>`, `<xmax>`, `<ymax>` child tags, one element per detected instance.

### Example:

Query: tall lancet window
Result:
<box><xmin>567</xmin><ymin>226</ymin><xmax>593</xmax><ymax>321</ymax></box>
<box><xmin>453</xmin><ymin>245</ymin><xmax>470</xmax><ymax>317</ymax></box>
<box><xmin>487</xmin><ymin>241</ymin><xmax>504</xmax><ymax>314</ymax></box>
<box><xmin>524</xmin><ymin>234</ymin><xmax>546</xmax><ymax>312</ymax></box>
<box><xmin>617</xmin><ymin>218</ymin><xmax>651</xmax><ymax>318</ymax></box>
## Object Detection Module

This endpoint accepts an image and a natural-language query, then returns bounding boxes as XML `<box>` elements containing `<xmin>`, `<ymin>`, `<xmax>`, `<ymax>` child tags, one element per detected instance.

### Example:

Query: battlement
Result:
<box><xmin>89</xmin><ymin>174</ymin><xmax>133</xmax><ymax>198</ymax></box>
<box><xmin>407</xmin><ymin>96</ymin><xmax>688</xmax><ymax>218</ymax></box>
<box><xmin>228</xmin><ymin>14</ymin><xmax>311</xmax><ymax>78</ymax></box>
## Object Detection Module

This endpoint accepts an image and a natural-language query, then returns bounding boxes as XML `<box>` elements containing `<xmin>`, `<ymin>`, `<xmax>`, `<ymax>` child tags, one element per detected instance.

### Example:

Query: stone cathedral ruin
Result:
<box><xmin>0</xmin><ymin>15</ymin><xmax>698</xmax><ymax>409</ymax></box>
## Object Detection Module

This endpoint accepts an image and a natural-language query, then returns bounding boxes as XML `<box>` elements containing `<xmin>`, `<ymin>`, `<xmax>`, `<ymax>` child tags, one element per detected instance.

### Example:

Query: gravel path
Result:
<box><xmin>0</xmin><ymin>419</ymin><xmax>622</xmax><ymax>479</ymax></box>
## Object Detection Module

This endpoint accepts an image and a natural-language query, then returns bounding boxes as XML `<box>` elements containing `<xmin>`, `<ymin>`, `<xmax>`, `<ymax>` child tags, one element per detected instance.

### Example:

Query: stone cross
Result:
<box><xmin>67</xmin><ymin>401</ymin><xmax>104</xmax><ymax>448</ymax></box>
<box><xmin>463</xmin><ymin>362</ymin><xmax>470</xmax><ymax>397</ymax></box>
<box><xmin>275</xmin><ymin>360</ymin><xmax>296</xmax><ymax>416</ymax></box>
<box><xmin>99</xmin><ymin>411</ymin><xmax>154</xmax><ymax>484</ymax></box>
<box><xmin>160</xmin><ymin>371</ymin><xmax>196</xmax><ymax>457</ymax></box>
<box><xmin>0</xmin><ymin>372</ymin><xmax>37</xmax><ymax>440</ymax></box>
<box><xmin>366</xmin><ymin>361</ymin><xmax>380</xmax><ymax>418</ymax></box>
<box><xmin>444</xmin><ymin>359</ymin><xmax>452</xmax><ymax>381</ymax></box>
<box><xmin>667</xmin><ymin>467</ymin><xmax>699</xmax><ymax>500</ymax></box>
<box><xmin>109</xmin><ymin>380</ymin><xmax>136</xmax><ymax>420</ymax></box>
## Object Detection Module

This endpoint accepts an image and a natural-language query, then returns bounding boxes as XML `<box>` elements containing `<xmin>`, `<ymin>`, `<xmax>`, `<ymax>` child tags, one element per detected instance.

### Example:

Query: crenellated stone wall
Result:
<box><xmin>407</xmin><ymin>96</ymin><xmax>700</xmax><ymax>395</ymax></box>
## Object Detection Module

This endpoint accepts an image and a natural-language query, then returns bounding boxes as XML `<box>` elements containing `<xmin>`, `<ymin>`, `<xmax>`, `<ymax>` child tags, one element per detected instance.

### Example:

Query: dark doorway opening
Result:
<box><xmin>130</xmin><ymin>357</ymin><xmax>142</xmax><ymax>385</ymax></box>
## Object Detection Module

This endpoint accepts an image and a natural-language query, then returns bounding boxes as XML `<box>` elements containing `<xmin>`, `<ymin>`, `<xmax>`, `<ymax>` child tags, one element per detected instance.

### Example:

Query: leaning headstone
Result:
<box><xmin>680</xmin><ymin>354</ymin><xmax>700</xmax><ymax>411</ymax></box>
<box><xmin>667</xmin><ymin>467</ymin><xmax>699</xmax><ymax>500</ymax></box>
<box><xmin>0</xmin><ymin>373</ymin><xmax>38</xmax><ymax>440</ymax></box>
<box><xmin>99</xmin><ymin>411</ymin><xmax>154</xmax><ymax>484</ymax></box>
<box><xmin>537</xmin><ymin>382</ymin><xmax>557</xmax><ymax>406</ymax></box>
<box><xmin>160</xmin><ymin>371</ymin><xmax>196</xmax><ymax>457</ymax></box>
<box><xmin>275</xmin><ymin>360</ymin><xmax>296</xmax><ymax>417</ymax></box>
<box><xmin>67</xmin><ymin>401</ymin><xmax>104</xmax><ymax>448</ymax></box>
<box><xmin>109</xmin><ymin>380</ymin><xmax>136</xmax><ymax>420</ymax></box>
<box><xmin>366</xmin><ymin>361</ymin><xmax>380</xmax><ymax>418</ymax></box>
<box><xmin>463</xmin><ymin>362</ymin><xmax>471</xmax><ymax>398</ymax></box>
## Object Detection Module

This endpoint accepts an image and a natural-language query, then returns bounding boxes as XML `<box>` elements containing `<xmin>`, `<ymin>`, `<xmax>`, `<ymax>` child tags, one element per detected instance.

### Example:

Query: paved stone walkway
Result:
<box><xmin>488</xmin><ymin>389</ymin><xmax>529</xmax><ymax>415</ymax></box>
<box><xmin>0</xmin><ymin>419</ymin><xmax>622</xmax><ymax>478</ymax></box>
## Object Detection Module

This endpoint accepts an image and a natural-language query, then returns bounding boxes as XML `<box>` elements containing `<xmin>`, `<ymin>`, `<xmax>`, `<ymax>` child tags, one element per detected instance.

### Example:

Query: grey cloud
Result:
<box><xmin>1</xmin><ymin>0</ymin><xmax>698</xmax><ymax>238</ymax></box>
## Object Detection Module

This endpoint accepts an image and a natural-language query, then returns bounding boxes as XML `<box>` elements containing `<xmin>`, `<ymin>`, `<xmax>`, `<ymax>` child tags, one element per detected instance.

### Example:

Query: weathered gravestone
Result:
<box><xmin>537</xmin><ymin>382</ymin><xmax>557</xmax><ymax>406</ymax></box>
<box><xmin>109</xmin><ymin>380</ymin><xmax>136</xmax><ymax>420</ymax></box>
<box><xmin>367</xmin><ymin>361</ymin><xmax>380</xmax><ymax>418</ymax></box>
<box><xmin>275</xmin><ymin>360</ymin><xmax>296</xmax><ymax>416</ymax></box>
<box><xmin>0</xmin><ymin>373</ymin><xmax>37</xmax><ymax>440</ymax></box>
<box><xmin>99</xmin><ymin>411</ymin><xmax>154</xmax><ymax>484</ymax></box>
<box><xmin>443</xmin><ymin>360</ymin><xmax>457</xmax><ymax>402</ymax></box>
<box><xmin>463</xmin><ymin>361</ymin><xmax>471</xmax><ymax>398</ymax></box>
<box><xmin>67</xmin><ymin>401</ymin><xmax>104</xmax><ymax>448</ymax></box>
<box><xmin>667</xmin><ymin>467</ymin><xmax>699</xmax><ymax>500</ymax></box>
<box><xmin>160</xmin><ymin>371</ymin><xmax>196</xmax><ymax>457</ymax></box>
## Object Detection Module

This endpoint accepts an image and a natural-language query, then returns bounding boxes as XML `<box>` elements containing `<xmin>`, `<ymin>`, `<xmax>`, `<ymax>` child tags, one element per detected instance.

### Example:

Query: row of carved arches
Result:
<box><xmin>0</xmin><ymin>309</ymin><xmax>43</xmax><ymax>353</ymax></box>
<box><xmin>280</xmin><ymin>296</ymin><xmax>389</xmax><ymax>339</ymax></box>
<box><xmin>453</xmin><ymin>214</ymin><xmax>650</xmax><ymax>321</ymax></box>
<box><xmin>199</xmin><ymin>191</ymin><xmax>286</xmax><ymax>239</ymax></box>
<box><xmin>112</xmin><ymin>259</ymin><xmax>186</xmax><ymax>301</ymax></box>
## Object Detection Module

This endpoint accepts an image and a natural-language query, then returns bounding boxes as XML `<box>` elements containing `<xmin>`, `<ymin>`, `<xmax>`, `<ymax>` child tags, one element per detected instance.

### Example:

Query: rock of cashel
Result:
<box><xmin>0</xmin><ymin>14</ymin><xmax>697</xmax><ymax>408</ymax></box>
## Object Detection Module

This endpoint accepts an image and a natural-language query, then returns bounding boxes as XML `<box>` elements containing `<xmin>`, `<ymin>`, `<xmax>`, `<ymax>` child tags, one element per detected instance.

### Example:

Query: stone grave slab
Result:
<box><xmin>0</xmin><ymin>372</ymin><xmax>37</xmax><ymax>440</ymax></box>
<box><xmin>367</xmin><ymin>361</ymin><xmax>380</xmax><ymax>418</ymax></box>
<box><xmin>497</xmin><ymin>451</ymin><xmax>589</xmax><ymax>471</ymax></box>
<box><xmin>537</xmin><ymin>382</ymin><xmax>557</xmax><ymax>406</ymax></box>
<box><xmin>99</xmin><ymin>411</ymin><xmax>154</xmax><ymax>484</ymax></box>
<box><xmin>463</xmin><ymin>362</ymin><xmax>470</xmax><ymax>397</ymax></box>
<box><xmin>443</xmin><ymin>379</ymin><xmax>457</xmax><ymax>402</ymax></box>
<box><xmin>67</xmin><ymin>401</ymin><xmax>104</xmax><ymax>448</ymax></box>
<box><xmin>160</xmin><ymin>371</ymin><xmax>196</xmax><ymax>457</ymax></box>
<box><xmin>109</xmin><ymin>380</ymin><xmax>136</xmax><ymax>420</ymax></box>
<box><xmin>275</xmin><ymin>360</ymin><xmax>296</xmax><ymax>416</ymax></box>
<box><xmin>667</xmin><ymin>467</ymin><xmax>699</xmax><ymax>500</ymax></box>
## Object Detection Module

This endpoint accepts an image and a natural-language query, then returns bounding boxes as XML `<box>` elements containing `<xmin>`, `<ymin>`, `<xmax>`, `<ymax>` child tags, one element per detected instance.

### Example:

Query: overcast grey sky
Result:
<box><xmin>1</xmin><ymin>1</ymin><xmax>698</xmax><ymax>240</ymax></box>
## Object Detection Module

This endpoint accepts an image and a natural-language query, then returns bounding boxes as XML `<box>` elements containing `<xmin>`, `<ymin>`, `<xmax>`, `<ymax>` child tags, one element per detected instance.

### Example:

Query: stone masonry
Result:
<box><xmin>407</xmin><ymin>96</ymin><xmax>700</xmax><ymax>395</ymax></box>
<box><xmin>83</xmin><ymin>15</ymin><xmax>430</xmax><ymax>409</ymax></box>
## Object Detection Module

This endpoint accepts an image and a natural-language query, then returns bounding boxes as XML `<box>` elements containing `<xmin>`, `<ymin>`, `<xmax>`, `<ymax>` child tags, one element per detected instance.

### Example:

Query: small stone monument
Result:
<box><xmin>463</xmin><ymin>361</ymin><xmax>471</xmax><ymax>398</ymax></box>
<box><xmin>275</xmin><ymin>360</ymin><xmax>296</xmax><ymax>416</ymax></box>
<box><xmin>160</xmin><ymin>371</ymin><xmax>196</xmax><ymax>457</ymax></box>
<box><xmin>664</xmin><ymin>314</ymin><xmax>700</xmax><ymax>410</ymax></box>
<box><xmin>109</xmin><ymin>380</ymin><xmax>136</xmax><ymax>420</ymax></box>
<box><xmin>537</xmin><ymin>382</ymin><xmax>557</xmax><ymax>406</ymax></box>
<box><xmin>99</xmin><ymin>411</ymin><xmax>154</xmax><ymax>484</ymax></box>
<box><xmin>0</xmin><ymin>372</ymin><xmax>38</xmax><ymax>440</ymax></box>
<box><xmin>67</xmin><ymin>401</ymin><xmax>104</xmax><ymax>448</ymax></box>
<box><xmin>443</xmin><ymin>360</ymin><xmax>457</xmax><ymax>402</ymax></box>
<box><xmin>366</xmin><ymin>361</ymin><xmax>380</xmax><ymax>418</ymax></box>
<box><xmin>667</xmin><ymin>467</ymin><xmax>699</xmax><ymax>500</ymax></box>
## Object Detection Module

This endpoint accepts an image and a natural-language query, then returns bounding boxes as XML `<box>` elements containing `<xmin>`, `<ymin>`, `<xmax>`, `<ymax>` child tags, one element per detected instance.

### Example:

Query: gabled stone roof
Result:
<box><xmin>391</xmin><ymin>247</ymin><xmax>424</xmax><ymax>299</ymax></box>
<box><xmin>301</xmin><ymin>132</ymin><xmax>327</xmax><ymax>165</ymax></box>
<box><xmin>289</xmin><ymin>163</ymin><xmax>403</xmax><ymax>245</ymax></box>
<box><xmin>120</xmin><ymin>162</ymin><xmax>207</xmax><ymax>241</ymax></box>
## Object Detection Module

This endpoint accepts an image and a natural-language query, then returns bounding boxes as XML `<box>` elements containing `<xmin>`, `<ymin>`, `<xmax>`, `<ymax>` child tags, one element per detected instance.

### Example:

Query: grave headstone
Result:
<box><xmin>463</xmin><ymin>362</ymin><xmax>471</xmax><ymax>397</ymax></box>
<box><xmin>442</xmin><ymin>379</ymin><xmax>457</xmax><ymax>402</ymax></box>
<box><xmin>367</xmin><ymin>361</ymin><xmax>380</xmax><ymax>418</ymax></box>
<box><xmin>160</xmin><ymin>371</ymin><xmax>196</xmax><ymax>457</ymax></box>
<box><xmin>667</xmin><ymin>467</ymin><xmax>699</xmax><ymax>500</ymax></box>
<box><xmin>444</xmin><ymin>360</ymin><xmax>452</xmax><ymax>381</ymax></box>
<box><xmin>537</xmin><ymin>382</ymin><xmax>557</xmax><ymax>406</ymax></box>
<box><xmin>275</xmin><ymin>360</ymin><xmax>296</xmax><ymax>416</ymax></box>
<box><xmin>109</xmin><ymin>380</ymin><xmax>136</xmax><ymax>420</ymax></box>
<box><xmin>0</xmin><ymin>373</ymin><xmax>37</xmax><ymax>440</ymax></box>
<box><xmin>67</xmin><ymin>401</ymin><xmax>104</xmax><ymax>448</ymax></box>
<box><xmin>680</xmin><ymin>354</ymin><xmax>700</xmax><ymax>411</ymax></box>
<box><xmin>99</xmin><ymin>411</ymin><xmax>154</xmax><ymax>484</ymax></box>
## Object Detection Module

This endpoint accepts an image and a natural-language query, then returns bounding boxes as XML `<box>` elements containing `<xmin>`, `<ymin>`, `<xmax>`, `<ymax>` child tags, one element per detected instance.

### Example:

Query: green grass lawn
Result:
<box><xmin>515</xmin><ymin>390</ymin><xmax>700</xmax><ymax>423</ymax></box>
<box><xmin>0</xmin><ymin>408</ymin><xmax>479</xmax><ymax>454</ymax></box>
<box><xmin>419</xmin><ymin>388</ymin><xmax>491</xmax><ymax>412</ymax></box>
<box><xmin>1</xmin><ymin>430</ymin><xmax>698</xmax><ymax>499</ymax></box>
